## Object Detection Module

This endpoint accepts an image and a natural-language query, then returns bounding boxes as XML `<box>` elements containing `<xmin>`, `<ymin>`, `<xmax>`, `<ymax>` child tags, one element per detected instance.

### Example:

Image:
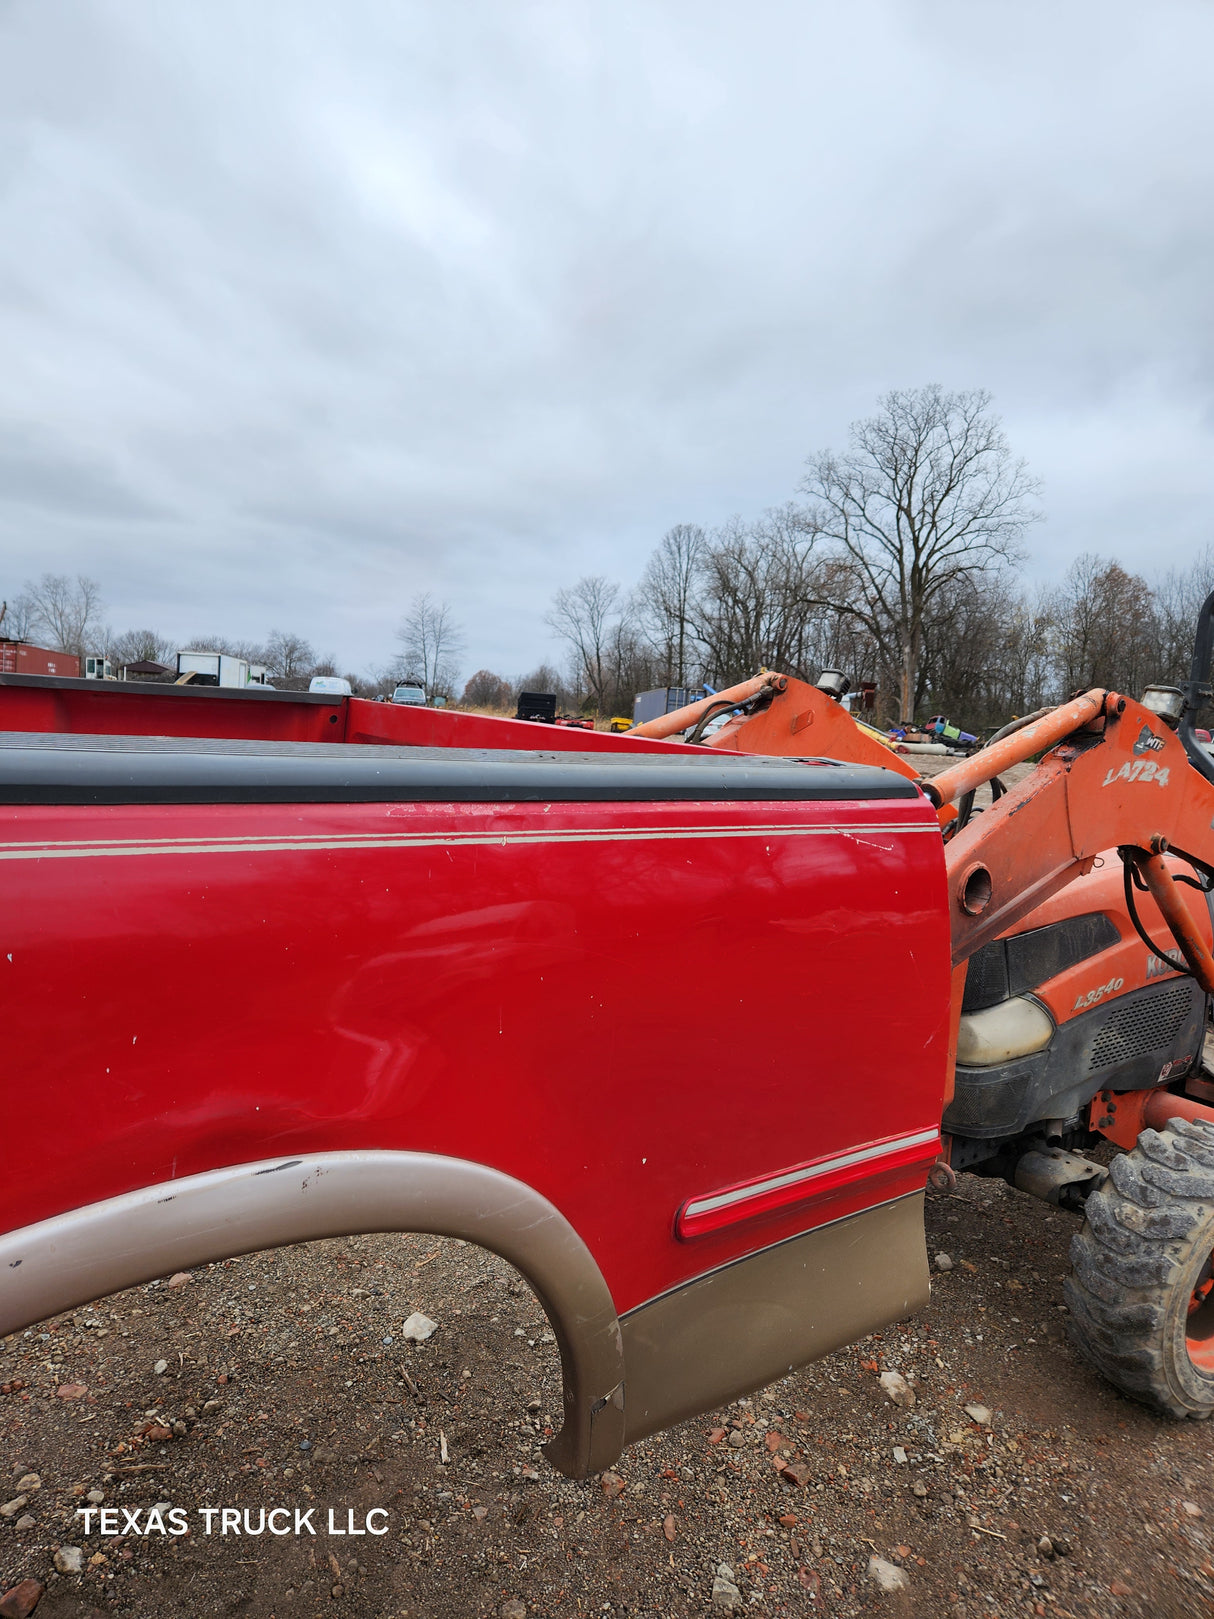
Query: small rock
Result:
<box><xmin>717</xmin><ymin>1564</ymin><xmax>736</xmax><ymax>1581</ymax></box>
<box><xmin>780</xmin><ymin>1461</ymin><xmax>812</xmax><ymax>1488</ymax></box>
<box><xmin>1037</xmin><ymin>1535</ymin><xmax>1055</xmax><ymax>1559</ymax></box>
<box><xmin>472</xmin><ymin>1506</ymin><xmax>488</xmax><ymax>1522</ymax></box>
<box><xmin>963</xmin><ymin>1403</ymin><xmax>993</xmax><ymax>1426</ymax></box>
<box><xmin>912</xmin><ymin>1480</ymin><xmax>928</xmax><ymax>1498</ymax></box>
<box><xmin>711</xmin><ymin>1575</ymin><xmax>743</xmax><ymax>1611</ymax></box>
<box><xmin>401</xmin><ymin>1313</ymin><xmax>438</xmax><ymax>1343</ymax></box>
<box><xmin>145</xmin><ymin>1425</ymin><xmax>172</xmax><ymax>1443</ymax></box>
<box><xmin>879</xmin><ymin>1370</ymin><xmax>916</xmax><ymax>1408</ymax></box>
<box><xmin>14</xmin><ymin>1517</ymin><xmax>35</xmax><ymax>1533</ymax></box>
<box><xmin>167</xmin><ymin>1272</ymin><xmax>191</xmax><ymax>1289</ymax></box>
<box><xmin>0</xmin><ymin>1579</ymin><xmax>45</xmax><ymax>1619</ymax></box>
<box><xmin>1182</xmin><ymin>1500</ymin><xmax>1203</xmax><ymax>1518</ymax></box>
<box><xmin>935</xmin><ymin>1252</ymin><xmax>954</xmax><ymax>1272</ymax></box>
<box><xmin>599</xmin><ymin>1471</ymin><xmax>625</xmax><ymax>1498</ymax></box>
<box><xmin>499</xmin><ymin>1601</ymin><xmax>526</xmax><ymax>1619</ymax></box>
<box><xmin>1051</xmin><ymin>1536</ymin><xmax>1071</xmax><ymax>1557</ymax></box>
<box><xmin>727</xmin><ymin>1430</ymin><xmax>745</xmax><ymax>1448</ymax></box>
<box><xmin>153</xmin><ymin>1360</ymin><xmax>168</xmax><ymax>1376</ymax></box>
<box><xmin>0</xmin><ymin>1498</ymin><xmax>28</xmax><ymax>1519</ymax></box>
<box><xmin>663</xmin><ymin>1514</ymin><xmax>676</xmax><ymax>1541</ymax></box>
<box><xmin>892</xmin><ymin>1446</ymin><xmax>908</xmax><ymax>1464</ymax></box>
<box><xmin>778</xmin><ymin>1513</ymin><xmax>798</xmax><ymax>1528</ymax></box>
<box><xmin>14</xmin><ymin>1476</ymin><xmax>40</xmax><ymax>1494</ymax></box>
<box><xmin>1109</xmin><ymin>1578</ymin><xmax>1132</xmax><ymax>1597</ymax></box>
<box><xmin>52</xmin><ymin>1548</ymin><xmax>83</xmax><ymax>1575</ymax></box>
<box><xmin>55</xmin><ymin>1385</ymin><xmax>86</xmax><ymax>1400</ymax></box>
<box><xmin>867</xmin><ymin>1555</ymin><xmax>910</xmax><ymax>1592</ymax></box>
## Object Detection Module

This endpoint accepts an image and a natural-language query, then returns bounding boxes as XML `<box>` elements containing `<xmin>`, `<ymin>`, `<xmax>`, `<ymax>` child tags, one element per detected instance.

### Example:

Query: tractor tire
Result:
<box><xmin>1064</xmin><ymin>1115</ymin><xmax>1214</xmax><ymax>1418</ymax></box>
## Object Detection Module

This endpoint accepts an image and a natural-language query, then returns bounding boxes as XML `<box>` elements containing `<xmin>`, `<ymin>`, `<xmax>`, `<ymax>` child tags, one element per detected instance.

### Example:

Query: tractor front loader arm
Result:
<box><xmin>931</xmin><ymin>689</ymin><xmax>1214</xmax><ymax>996</ymax></box>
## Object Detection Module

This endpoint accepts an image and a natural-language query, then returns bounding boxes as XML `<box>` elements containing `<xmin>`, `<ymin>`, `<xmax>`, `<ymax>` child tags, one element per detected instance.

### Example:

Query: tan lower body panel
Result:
<box><xmin>620</xmin><ymin>1192</ymin><xmax>928</xmax><ymax>1443</ymax></box>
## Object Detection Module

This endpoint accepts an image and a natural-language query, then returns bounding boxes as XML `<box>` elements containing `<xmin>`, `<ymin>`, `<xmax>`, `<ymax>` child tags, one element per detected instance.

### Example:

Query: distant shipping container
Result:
<box><xmin>632</xmin><ymin>686</ymin><xmax>708</xmax><ymax>726</ymax></box>
<box><xmin>0</xmin><ymin>641</ymin><xmax>81</xmax><ymax>678</ymax></box>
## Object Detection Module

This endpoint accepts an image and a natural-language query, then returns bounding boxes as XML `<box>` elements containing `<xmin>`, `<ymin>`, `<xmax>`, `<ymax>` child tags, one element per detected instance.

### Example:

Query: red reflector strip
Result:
<box><xmin>676</xmin><ymin>1127</ymin><xmax>941</xmax><ymax>1240</ymax></box>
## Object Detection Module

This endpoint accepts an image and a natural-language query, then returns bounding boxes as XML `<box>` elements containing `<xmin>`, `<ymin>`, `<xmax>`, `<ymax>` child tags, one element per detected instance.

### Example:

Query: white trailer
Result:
<box><xmin>176</xmin><ymin>651</ymin><xmax>252</xmax><ymax>689</ymax></box>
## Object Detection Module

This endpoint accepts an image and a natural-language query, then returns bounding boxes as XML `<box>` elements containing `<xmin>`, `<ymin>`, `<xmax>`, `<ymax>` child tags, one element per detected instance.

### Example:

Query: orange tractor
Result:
<box><xmin>633</xmin><ymin>602</ymin><xmax>1214</xmax><ymax>1419</ymax></box>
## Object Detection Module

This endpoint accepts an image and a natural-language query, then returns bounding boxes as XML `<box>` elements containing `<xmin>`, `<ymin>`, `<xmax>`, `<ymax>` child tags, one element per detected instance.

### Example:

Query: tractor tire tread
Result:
<box><xmin>1066</xmin><ymin>1121</ymin><xmax>1214</xmax><ymax>1420</ymax></box>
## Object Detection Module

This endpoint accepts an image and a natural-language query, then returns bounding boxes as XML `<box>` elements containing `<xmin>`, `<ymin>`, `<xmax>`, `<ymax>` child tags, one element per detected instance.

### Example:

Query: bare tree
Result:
<box><xmin>109</xmin><ymin>628</ymin><xmax>177</xmax><ymax>668</ymax></box>
<box><xmin>545</xmin><ymin>576</ymin><xmax>621</xmax><ymax>711</ymax></box>
<box><xmin>801</xmin><ymin>386</ymin><xmax>1039</xmax><ymax>721</ymax></box>
<box><xmin>0</xmin><ymin>593</ymin><xmax>39</xmax><ymax>641</ymax></box>
<box><xmin>638</xmin><ymin>525</ymin><xmax>706</xmax><ymax>687</ymax></box>
<box><xmin>1046</xmin><ymin>555</ymin><xmax>1159</xmax><ymax>700</ymax></box>
<box><xmin>20</xmin><ymin>573</ymin><xmax>104</xmax><ymax>658</ymax></box>
<box><xmin>514</xmin><ymin>664</ymin><xmax>572</xmax><ymax>708</ymax></box>
<box><xmin>695</xmin><ymin>507</ymin><xmax>844</xmax><ymax>685</ymax></box>
<box><xmin>1155</xmin><ymin>545</ymin><xmax>1214</xmax><ymax>688</ymax></box>
<box><xmin>261</xmin><ymin>630</ymin><xmax>317</xmax><ymax>689</ymax></box>
<box><xmin>396</xmin><ymin>593</ymin><xmax>464</xmax><ymax>698</ymax></box>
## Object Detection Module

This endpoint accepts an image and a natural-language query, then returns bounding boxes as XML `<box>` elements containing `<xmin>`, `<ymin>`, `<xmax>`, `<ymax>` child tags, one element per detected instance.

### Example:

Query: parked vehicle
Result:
<box><xmin>309</xmin><ymin>675</ymin><xmax>353</xmax><ymax>696</ymax></box>
<box><xmin>391</xmin><ymin>683</ymin><xmax>427</xmax><ymax>705</ymax></box>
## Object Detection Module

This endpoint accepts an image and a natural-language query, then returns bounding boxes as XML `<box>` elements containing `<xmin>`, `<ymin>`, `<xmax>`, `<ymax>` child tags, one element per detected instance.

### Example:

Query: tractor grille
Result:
<box><xmin>1086</xmin><ymin>982</ymin><xmax>1194</xmax><ymax>1073</ymax></box>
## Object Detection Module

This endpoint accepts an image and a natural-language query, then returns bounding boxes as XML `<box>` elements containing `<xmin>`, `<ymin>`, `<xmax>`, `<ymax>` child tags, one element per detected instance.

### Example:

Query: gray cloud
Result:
<box><xmin>1</xmin><ymin>0</ymin><xmax>1212</xmax><ymax>678</ymax></box>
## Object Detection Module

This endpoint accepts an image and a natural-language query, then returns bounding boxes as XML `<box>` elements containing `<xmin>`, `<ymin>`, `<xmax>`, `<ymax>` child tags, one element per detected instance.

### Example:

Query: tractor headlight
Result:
<box><xmin>956</xmin><ymin>996</ymin><xmax>1055</xmax><ymax>1066</ymax></box>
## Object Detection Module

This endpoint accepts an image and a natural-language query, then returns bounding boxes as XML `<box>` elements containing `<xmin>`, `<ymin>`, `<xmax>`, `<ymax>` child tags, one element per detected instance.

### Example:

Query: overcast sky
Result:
<box><xmin>2</xmin><ymin>0</ymin><xmax>1212</xmax><ymax>680</ymax></box>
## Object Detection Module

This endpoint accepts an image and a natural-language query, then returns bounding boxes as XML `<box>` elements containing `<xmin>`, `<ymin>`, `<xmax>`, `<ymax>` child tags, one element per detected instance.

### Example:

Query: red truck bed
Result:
<box><xmin>0</xmin><ymin>691</ymin><xmax>950</xmax><ymax>1475</ymax></box>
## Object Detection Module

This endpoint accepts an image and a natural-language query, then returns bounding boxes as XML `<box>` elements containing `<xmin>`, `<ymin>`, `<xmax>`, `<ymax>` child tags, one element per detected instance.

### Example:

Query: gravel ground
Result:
<box><xmin>4</xmin><ymin>1173</ymin><xmax>1214</xmax><ymax>1619</ymax></box>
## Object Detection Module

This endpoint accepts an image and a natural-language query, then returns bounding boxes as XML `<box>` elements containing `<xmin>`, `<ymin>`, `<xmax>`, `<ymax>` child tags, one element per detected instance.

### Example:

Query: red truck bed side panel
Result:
<box><xmin>0</xmin><ymin>793</ymin><xmax>949</xmax><ymax>1313</ymax></box>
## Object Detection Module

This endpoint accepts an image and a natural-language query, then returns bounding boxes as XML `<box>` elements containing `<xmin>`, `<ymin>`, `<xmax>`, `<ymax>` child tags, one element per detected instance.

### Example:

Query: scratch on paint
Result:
<box><xmin>840</xmin><ymin>833</ymin><xmax>894</xmax><ymax>853</ymax></box>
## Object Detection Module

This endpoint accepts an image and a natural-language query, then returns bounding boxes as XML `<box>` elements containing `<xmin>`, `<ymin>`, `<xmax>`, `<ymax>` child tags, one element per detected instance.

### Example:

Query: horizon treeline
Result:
<box><xmin>537</xmin><ymin>535</ymin><xmax>1214</xmax><ymax>727</ymax></box>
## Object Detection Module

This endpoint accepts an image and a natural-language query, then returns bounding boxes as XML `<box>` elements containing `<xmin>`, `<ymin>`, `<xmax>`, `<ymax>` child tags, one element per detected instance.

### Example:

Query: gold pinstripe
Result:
<box><xmin>0</xmin><ymin>822</ymin><xmax>936</xmax><ymax>861</ymax></box>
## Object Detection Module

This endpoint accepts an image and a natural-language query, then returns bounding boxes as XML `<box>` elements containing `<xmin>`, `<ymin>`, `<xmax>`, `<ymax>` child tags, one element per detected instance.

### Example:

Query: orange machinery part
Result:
<box><xmin>924</xmin><ymin>691</ymin><xmax>1105</xmax><ymax>809</ymax></box>
<box><xmin>629</xmin><ymin>673</ymin><xmax>788</xmax><ymax>740</ymax></box>
<box><xmin>1134</xmin><ymin>843</ymin><xmax>1214</xmax><ymax>993</ymax></box>
<box><xmin>1092</xmin><ymin>1085</ymin><xmax>1214</xmax><ymax>1151</ymax></box>
<box><xmin>705</xmin><ymin>676</ymin><xmax>921</xmax><ymax>781</ymax></box>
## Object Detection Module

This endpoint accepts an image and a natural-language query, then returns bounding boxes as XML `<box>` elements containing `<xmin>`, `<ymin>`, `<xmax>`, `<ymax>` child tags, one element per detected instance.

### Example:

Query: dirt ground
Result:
<box><xmin>3</xmin><ymin>1170</ymin><xmax>1214</xmax><ymax>1619</ymax></box>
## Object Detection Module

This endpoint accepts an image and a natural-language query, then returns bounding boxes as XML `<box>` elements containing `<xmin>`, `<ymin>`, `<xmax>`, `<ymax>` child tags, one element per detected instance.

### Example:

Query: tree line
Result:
<box><xmin>0</xmin><ymin>577</ymin><xmax>476</xmax><ymax>698</ymax></box>
<box><xmin>539</xmin><ymin>387</ymin><xmax>1214</xmax><ymax>725</ymax></box>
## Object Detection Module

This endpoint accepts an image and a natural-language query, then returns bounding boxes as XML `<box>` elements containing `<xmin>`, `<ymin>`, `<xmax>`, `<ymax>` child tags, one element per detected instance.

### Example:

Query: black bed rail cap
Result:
<box><xmin>0</xmin><ymin>732</ymin><xmax>922</xmax><ymax>805</ymax></box>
